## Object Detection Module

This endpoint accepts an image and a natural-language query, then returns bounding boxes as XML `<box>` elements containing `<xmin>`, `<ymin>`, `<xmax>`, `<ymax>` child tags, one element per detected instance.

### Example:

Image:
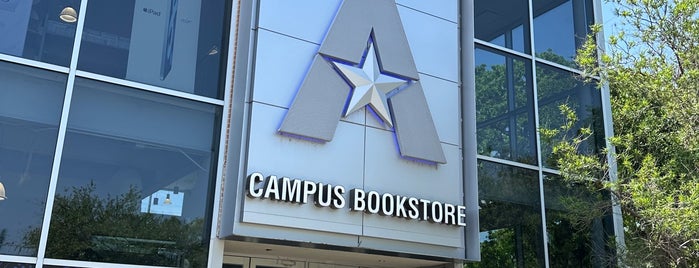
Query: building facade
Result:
<box><xmin>0</xmin><ymin>0</ymin><xmax>619</xmax><ymax>267</ymax></box>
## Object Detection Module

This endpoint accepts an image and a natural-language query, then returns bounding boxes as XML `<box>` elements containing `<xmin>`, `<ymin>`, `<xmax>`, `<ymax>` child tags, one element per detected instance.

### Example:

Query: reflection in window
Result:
<box><xmin>0</xmin><ymin>0</ymin><xmax>79</xmax><ymax>66</ymax></box>
<box><xmin>0</xmin><ymin>262</ymin><xmax>35</xmax><ymax>268</ymax></box>
<box><xmin>0</xmin><ymin>62</ymin><xmax>66</xmax><ymax>256</ymax></box>
<box><xmin>42</xmin><ymin>78</ymin><xmax>221</xmax><ymax>267</ymax></box>
<box><xmin>77</xmin><ymin>0</ymin><xmax>229</xmax><ymax>99</ymax></box>
<box><xmin>536</xmin><ymin>63</ymin><xmax>603</xmax><ymax>169</ymax></box>
<box><xmin>543</xmin><ymin>174</ymin><xmax>616</xmax><ymax>266</ymax></box>
<box><xmin>475</xmin><ymin>47</ymin><xmax>537</xmax><ymax>164</ymax></box>
<box><xmin>533</xmin><ymin>0</ymin><xmax>594</xmax><ymax>67</ymax></box>
<box><xmin>141</xmin><ymin>189</ymin><xmax>184</xmax><ymax>217</ymax></box>
<box><xmin>467</xmin><ymin>160</ymin><xmax>545</xmax><ymax>268</ymax></box>
<box><xmin>475</xmin><ymin>0</ymin><xmax>530</xmax><ymax>53</ymax></box>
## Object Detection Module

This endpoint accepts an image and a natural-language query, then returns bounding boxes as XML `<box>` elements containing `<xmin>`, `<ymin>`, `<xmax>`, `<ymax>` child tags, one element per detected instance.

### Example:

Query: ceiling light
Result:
<box><xmin>208</xmin><ymin>45</ymin><xmax>219</xmax><ymax>55</ymax></box>
<box><xmin>60</xmin><ymin>7</ymin><xmax>78</xmax><ymax>23</ymax></box>
<box><xmin>0</xmin><ymin>182</ymin><xmax>6</xmax><ymax>200</ymax></box>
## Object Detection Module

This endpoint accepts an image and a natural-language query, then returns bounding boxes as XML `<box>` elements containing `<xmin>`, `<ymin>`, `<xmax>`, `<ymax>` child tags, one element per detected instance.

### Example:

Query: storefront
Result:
<box><xmin>0</xmin><ymin>0</ymin><xmax>618</xmax><ymax>267</ymax></box>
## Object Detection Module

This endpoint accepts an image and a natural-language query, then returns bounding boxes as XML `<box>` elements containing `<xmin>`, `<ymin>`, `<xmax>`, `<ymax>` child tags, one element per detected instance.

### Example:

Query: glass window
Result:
<box><xmin>0</xmin><ymin>0</ymin><xmax>80</xmax><ymax>66</ymax></box>
<box><xmin>536</xmin><ymin>63</ymin><xmax>603</xmax><ymax>169</ymax></box>
<box><xmin>543</xmin><ymin>174</ymin><xmax>616</xmax><ymax>266</ymax></box>
<box><xmin>0</xmin><ymin>262</ymin><xmax>35</xmax><ymax>268</ymax></box>
<box><xmin>474</xmin><ymin>0</ymin><xmax>530</xmax><ymax>53</ymax></box>
<box><xmin>0</xmin><ymin>61</ymin><xmax>66</xmax><ymax>256</ymax></box>
<box><xmin>45</xmin><ymin>78</ymin><xmax>221</xmax><ymax>267</ymax></box>
<box><xmin>469</xmin><ymin>160</ymin><xmax>545</xmax><ymax>268</ymax></box>
<box><xmin>77</xmin><ymin>0</ymin><xmax>229</xmax><ymax>99</ymax></box>
<box><xmin>475</xmin><ymin>46</ymin><xmax>537</xmax><ymax>165</ymax></box>
<box><xmin>532</xmin><ymin>0</ymin><xmax>594</xmax><ymax>67</ymax></box>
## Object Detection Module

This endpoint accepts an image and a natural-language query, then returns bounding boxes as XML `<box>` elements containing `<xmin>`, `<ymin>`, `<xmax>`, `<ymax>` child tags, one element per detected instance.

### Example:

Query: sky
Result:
<box><xmin>600</xmin><ymin>1</ymin><xmax>623</xmax><ymax>44</ymax></box>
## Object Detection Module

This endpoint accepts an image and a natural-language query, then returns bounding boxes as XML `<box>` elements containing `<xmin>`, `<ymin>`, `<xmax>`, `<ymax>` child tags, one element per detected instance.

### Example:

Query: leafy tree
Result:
<box><xmin>552</xmin><ymin>0</ymin><xmax>699</xmax><ymax>266</ymax></box>
<box><xmin>24</xmin><ymin>183</ymin><xmax>209</xmax><ymax>267</ymax></box>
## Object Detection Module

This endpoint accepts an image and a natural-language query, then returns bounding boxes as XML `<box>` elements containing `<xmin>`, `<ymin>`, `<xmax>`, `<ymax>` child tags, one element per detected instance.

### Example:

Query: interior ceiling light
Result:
<box><xmin>208</xmin><ymin>45</ymin><xmax>219</xmax><ymax>56</ymax></box>
<box><xmin>60</xmin><ymin>7</ymin><xmax>78</xmax><ymax>23</ymax></box>
<box><xmin>0</xmin><ymin>182</ymin><xmax>6</xmax><ymax>200</ymax></box>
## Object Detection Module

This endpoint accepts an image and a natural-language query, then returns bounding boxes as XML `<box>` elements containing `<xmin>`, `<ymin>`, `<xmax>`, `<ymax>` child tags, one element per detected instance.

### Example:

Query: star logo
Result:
<box><xmin>279</xmin><ymin>0</ymin><xmax>446</xmax><ymax>164</ymax></box>
<box><xmin>333</xmin><ymin>42</ymin><xmax>408</xmax><ymax>127</ymax></box>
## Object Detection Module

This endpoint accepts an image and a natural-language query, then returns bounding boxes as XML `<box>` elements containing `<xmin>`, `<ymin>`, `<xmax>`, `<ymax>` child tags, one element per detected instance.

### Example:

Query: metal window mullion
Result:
<box><xmin>506</xmin><ymin>56</ymin><xmax>519</xmax><ymax>159</ymax></box>
<box><xmin>43</xmin><ymin>258</ymin><xmax>178</xmax><ymax>268</ymax></box>
<box><xmin>527</xmin><ymin>0</ymin><xmax>551</xmax><ymax>266</ymax></box>
<box><xmin>592</xmin><ymin>0</ymin><xmax>626</xmax><ymax>259</ymax></box>
<box><xmin>35</xmin><ymin>0</ymin><xmax>89</xmax><ymax>267</ymax></box>
<box><xmin>0</xmin><ymin>255</ymin><xmax>37</xmax><ymax>264</ymax></box>
<box><xmin>0</xmin><ymin>54</ymin><xmax>69</xmax><ymax>74</ymax></box>
<box><xmin>474</xmin><ymin>39</ymin><xmax>533</xmax><ymax>60</ymax></box>
<box><xmin>206</xmin><ymin>0</ymin><xmax>243</xmax><ymax>267</ymax></box>
<box><xmin>462</xmin><ymin>0</ymin><xmax>480</xmax><ymax>261</ymax></box>
<box><xmin>476</xmin><ymin>155</ymin><xmax>539</xmax><ymax>171</ymax></box>
<box><xmin>74</xmin><ymin>70</ymin><xmax>225</xmax><ymax>106</ymax></box>
<box><xmin>534</xmin><ymin>57</ymin><xmax>600</xmax><ymax>80</ymax></box>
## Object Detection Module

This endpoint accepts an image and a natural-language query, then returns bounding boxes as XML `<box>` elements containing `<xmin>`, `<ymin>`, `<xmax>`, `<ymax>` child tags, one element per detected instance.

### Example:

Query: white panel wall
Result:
<box><xmin>227</xmin><ymin>0</ymin><xmax>466</xmax><ymax>259</ymax></box>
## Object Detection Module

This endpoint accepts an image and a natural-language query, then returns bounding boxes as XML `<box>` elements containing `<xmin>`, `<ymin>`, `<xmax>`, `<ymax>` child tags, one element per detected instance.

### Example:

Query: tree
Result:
<box><xmin>24</xmin><ymin>183</ymin><xmax>209</xmax><ymax>267</ymax></box>
<box><xmin>553</xmin><ymin>0</ymin><xmax>699</xmax><ymax>266</ymax></box>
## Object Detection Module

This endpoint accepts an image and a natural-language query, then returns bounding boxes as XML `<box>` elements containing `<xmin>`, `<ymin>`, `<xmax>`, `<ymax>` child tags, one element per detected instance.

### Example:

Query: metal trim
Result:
<box><xmin>476</xmin><ymin>155</ymin><xmax>540</xmax><ymax>171</ymax></box>
<box><xmin>74</xmin><ymin>71</ymin><xmax>225</xmax><ymax>106</ymax></box>
<box><xmin>0</xmin><ymin>54</ymin><xmax>69</xmax><ymax>74</ymax></box>
<box><xmin>474</xmin><ymin>39</ymin><xmax>534</xmax><ymax>60</ymax></box>
<box><xmin>35</xmin><ymin>0</ymin><xmax>89</xmax><ymax>266</ymax></box>
<box><xmin>461</xmin><ymin>0</ymin><xmax>480</xmax><ymax>261</ymax></box>
<box><xmin>526</xmin><ymin>0</ymin><xmax>551</xmax><ymax>266</ymax></box>
<box><xmin>207</xmin><ymin>0</ymin><xmax>243</xmax><ymax>267</ymax></box>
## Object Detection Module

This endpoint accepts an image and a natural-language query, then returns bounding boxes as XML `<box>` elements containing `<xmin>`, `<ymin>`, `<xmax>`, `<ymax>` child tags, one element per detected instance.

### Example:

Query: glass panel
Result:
<box><xmin>45</xmin><ymin>78</ymin><xmax>221</xmax><ymax>267</ymax></box>
<box><xmin>77</xmin><ymin>0</ymin><xmax>229</xmax><ymax>99</ymax></box>
<box><xmin>536</xmin><ymin>63</ymin><xmax>603</xmax><ymax>169</ymax></box>
<box><xmin>468</xmin><ymin>160</ymin><xmax>545</xmax><ymax>268</ymax></box>
<box><xmin>0</xmin><ymin>0</ymin><xmax>80</xmax><ymax>66</ymax></box>
<box><xmin>0</xmin><ymin>62</ymin><xmax>66</xmax><ymax>256</ymax></box>
<box><xmin>543</xmin><ymin>174</ymin><xmax>616</xmax><ymax>266</ymax></box>
<box><xmin>0</xmin><ymin>262</ymin><xmax>35</xmax><ymax>268</ymax></box>
<box><xmin>475</xmin><ymin>47</ymin><xmax>537</xmax><ymax>164</ymax></box>
<box><xmin>474</xmin><ymin>0</ymin><xmax>530</xmax><ymax>53</ymax></box>
<box><xmin>533</xmin><ymin>0</ymin><xmax>594</xmax><ymax>67</ymax></box>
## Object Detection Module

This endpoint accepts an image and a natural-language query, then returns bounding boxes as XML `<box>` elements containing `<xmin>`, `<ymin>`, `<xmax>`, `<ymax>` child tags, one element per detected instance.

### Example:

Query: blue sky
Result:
<box><xmin>601</xmin><ymin>1</ymin><xmax>623</xmax><ymax>43</ymax></box>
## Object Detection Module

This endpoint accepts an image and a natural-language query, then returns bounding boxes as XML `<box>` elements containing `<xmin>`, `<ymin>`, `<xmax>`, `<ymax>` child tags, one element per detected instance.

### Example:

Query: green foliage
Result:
<box><xmin>556</xmin><ymin>0</ymin><xmax>699</xmax><ymax>266</ymax></box>
<box><xmin>24</xmin><ymin>183</ymin><xmax>208</xmax><ymax>267</ymax></box>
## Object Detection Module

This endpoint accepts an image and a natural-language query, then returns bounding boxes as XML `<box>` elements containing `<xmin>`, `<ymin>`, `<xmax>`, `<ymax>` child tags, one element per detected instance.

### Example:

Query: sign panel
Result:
<box><xmin>222</xmin><ymin>0</ymin><xmax>470</xmax><ymax>259</ymax></box>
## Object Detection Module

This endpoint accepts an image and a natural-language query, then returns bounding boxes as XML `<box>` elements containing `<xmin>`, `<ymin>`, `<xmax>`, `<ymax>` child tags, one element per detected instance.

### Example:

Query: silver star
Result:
<box><xmin>333</xmin><ymin>43</ymin><xmax>408</xmax><ymax>127</ymax></box>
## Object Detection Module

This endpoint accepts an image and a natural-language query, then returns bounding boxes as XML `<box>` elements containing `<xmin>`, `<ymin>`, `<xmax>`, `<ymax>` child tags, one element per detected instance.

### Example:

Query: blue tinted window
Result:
<box><xmin>533</xmin><ymin>0</ymin><xmax>594</xmax><ymax>66</ymax></box>
<box><xmin>543</xmin><ymin>174</ymin><xmax>616</xmax><ymax>266</ymax></box>
<box><xmin>46</xmin><ymin>78</ymin><xmax>221</xmax><ymax>267</ymax></box>
<box><xmin>476</xmin><ymin>47</ymin><xmax>537</xmax><ymax>164</ymax></box>
<box><xmin>475</xmin><ymin>0</ymin><xmax>531</xmax><ymax>53</ymax></box>
<box><xmin>474</xmin><ymin>160</ymin><xmax>545</xmax><ymax>267</ymax></box>
<box><xmin>0</xmin><ymin>61</ymin><xmax>66</xmax><ymax>256</ymax></box>
<box><xmin>536</xmin><ymin>63</ymin><xmax>603</xmax><ymax>168</ymax></box>
<box><xmin>77</xmin><ymin>0</ymin><xmax>229</xmax><ymax>99</ymax></box>
<box><xmin>0</xmin><ymin>0</ymin><xmax>80</xmax><ymax>66</ymax></box>
<box><xmin>0</xmin><ymin>262</ymin><xmax>35</xmax><ymax>268</ymax></box>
